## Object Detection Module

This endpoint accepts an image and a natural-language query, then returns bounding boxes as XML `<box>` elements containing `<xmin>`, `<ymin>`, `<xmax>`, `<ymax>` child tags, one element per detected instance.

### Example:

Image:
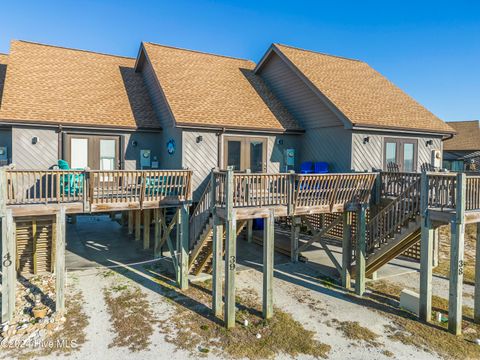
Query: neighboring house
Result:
<box><xmin>0</xmin><ymin>40</ymin><xmax>455</xmax><ymax>201</ymax></box>
<box><xmin>443</xmin><ymin>120</ymin><xmax>480</xmax><ymax>171</ymax></box>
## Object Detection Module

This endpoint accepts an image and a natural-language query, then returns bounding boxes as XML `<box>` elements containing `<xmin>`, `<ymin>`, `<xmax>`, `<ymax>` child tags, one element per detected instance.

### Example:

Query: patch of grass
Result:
<box><xmin>157</xmin><ymin>280</ymin><xmax>330</xmax><ymax>359</ymax></box>
<box><xmin>367</xmin><ymin>280</ymin><xmax>480</xmax><ymax>360</ymax></box>
<box><xmin>331</xmin><ymin>319</ymin><xmax>382</xmax><ymax>347</ymax></box>
<box><xmin>103</xmin><ymin>285</ymin><xmax>156</xmax><ymax>352</ymax></box>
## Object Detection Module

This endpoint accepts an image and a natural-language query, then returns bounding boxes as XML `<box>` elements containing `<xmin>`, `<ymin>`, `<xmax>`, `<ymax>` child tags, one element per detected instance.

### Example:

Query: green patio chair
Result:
<box><xmin>57</xmin><ymin>160</ymin><xmax>84</xmax><ymax>196</ymax></box>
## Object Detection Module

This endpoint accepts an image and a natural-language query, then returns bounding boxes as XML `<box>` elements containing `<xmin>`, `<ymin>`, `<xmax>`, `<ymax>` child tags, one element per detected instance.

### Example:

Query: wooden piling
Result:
<box><xmin>474</xmin><ymin>222</ymin><xmax>480</xmax><ymax>323</ymax></box>
<box><xmin>135</xmin><ymin>210</ymin><xmax>141</xmax><ymax>241</ymax></box>
<box><xmin>247</xmin><ymin>220</ymin><xmax>253</xmax><ymax>243</ymax></box>
<box><xmin>341</xmin><ymin>211</ymin><xmax>352</xmax><ymax>290</ymax></box>
<box><xmin>55</xmin><ymin>207</ymin><xmax>66</xmax><ymax>314</ymax></box>
<box><xmin>128</xmin><ymin>210</ymin><xmax>134</xmax><ymax>235</ymax></box>
<box><xmin>419</xmin><ymin>171</ymin><xmax>434</xmax><ymax>322</ymax></box>
<box><xmin>177</xmin><ymin>204</ymin><xmax>189</xmax><ymax>290</ymax></box>
<box><xmin>448</xmin><ymin>173</ymin><xmax>466</xmax><ymax>335</ymax></box>
<box><xmin>263</xmin><ymin>210</ymin><xmax>274</xmax><ymax>319</ymax></box>
<box><xmin>143</xmin><ymin>209</ymin><xmax>151</xmax><ymax>250</ymax></box>
<box><xmin>154</xmin><ymin>208</ymin><xmax>161</xmax><ymax>258</ymax></box>
<box><xmin>224</xmin><ymin>167</ymin><xmax>236</xmax><ymax>329</ymax></box>
<box><xmin>212</xmin><ymin>212</ymin><xmax>224</xmax><ymax>318</ymax></box>
<box><xmin>355</xmin><ymin>205</ymin><xmax>366</xmax><ymax>296</ymax></box>
<box><xmin>290</xmin><ymin>216</ymin><xmax>301</xmax><ymax>262</ymax></box>
<box><xmin>1</xmin><ymin>209</ymin><xmax>16</xmax><ymax>323</ymax></box>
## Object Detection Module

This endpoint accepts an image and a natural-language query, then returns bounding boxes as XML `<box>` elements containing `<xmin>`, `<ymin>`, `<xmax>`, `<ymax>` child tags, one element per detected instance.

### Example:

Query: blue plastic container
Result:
<box><xmin>314</xmin><ymin>162</ymin><xmax>329</xmax><ymax>173</ymax></box>
<box><xmin>253</xmin><ymin>218</ymin><xmax>264</xmax><ymax>230</ymax></box>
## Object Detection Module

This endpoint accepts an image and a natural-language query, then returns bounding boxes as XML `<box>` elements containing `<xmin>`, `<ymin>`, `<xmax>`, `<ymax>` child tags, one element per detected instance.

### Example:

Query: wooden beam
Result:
<box><xmin>247</xmin><ymin>219</ymin><xmax>253</xmax><ymax>243</ymax></box>
<box><xmin>475</xmin><ymin>222</ymin><xmax>480</xmax><ymax>323</ymax></box>
<box><xmin>355</xmin><ymin>205</ymin><xmax>367</xmax><ymax>296</ymax></box>
<box><xmin>341</xmin><ymin>211</ymin><xmax>352</xmax><ymax>290</ymax></box>
<box><xmin>303</xmin><ymin>217</ymin><xmax>342</xmax><ymax>273</ymax></box>
<box><xmin>298</xmin><ymin>215</ymin><xmax>342</xmax><ymax>253</ymax></box>
<box><xmin>153</xmin><ymin>209</ymin><xmax>161</xmax><ymax>258</ymax></box>
<box><xmin>212</xmin><ymin>212</ymin><xmax>223</xmax><ymax>318</ymax></box>
<box><xmin>128</xmin><ymin>210</ymin><xmax>134</xmax><ymax>235</ymax></box>
<box><xmin>135</xmin><ymin>210</ymin><xmax>141</xmax><ymax>241</ymax></box>
<box><xmin>1</xmin><ymin>209</ymin><xmax>16</xmax><ymax>323</ymax></box>
<box><xmin>290</xmin><ymin>216</ymin><xmax>301</xmax><ymax>262</ymax></box>
<box><xmin>263</xmin><ymin>210</ymin><xmax>274</xmax><ymax>319</ymax></box>
<box><xmin>55</xmin><ymin>206</ymin><xmax>66</xmax><ymax>314</ymax></box>
<box><xmin>143</xmin><ymin>209</ymin><xmax>151</xmax><ymax>250</ymax></box>
<box><xmin>224</xmin><ymin>167</ymin><xmax>236</xmax><ymax>329</ymax></box>
<box><xmin>32</xmin><ymin>218</ymin><xmax>38</xmax><ymax>274</ymax></box>
<box><xmin>448</xmin><ymin>173</ymin><xmax>466</xmax><ymax>335</ymax></box>
<box><xmin>420</xmin><ymin>215</ymin><xmax>434</xmax><ymax>322</ymax></box>
<box><xmin>177</xmin><ymin>204</ymin><xmax>189</xmax><ymax>290</ymax></box>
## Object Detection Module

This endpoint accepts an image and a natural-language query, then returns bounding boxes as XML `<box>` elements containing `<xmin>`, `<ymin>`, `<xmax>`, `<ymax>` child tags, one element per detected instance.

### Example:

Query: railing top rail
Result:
<box><xmin>296</xmin><ymin>172</ymin><xmax>379</xmax><ymax>177</ymax></box>
<box><xmin>5</xmin><ymin>169</ymin><xmax>192</xmax><ymax>174</ymax></box>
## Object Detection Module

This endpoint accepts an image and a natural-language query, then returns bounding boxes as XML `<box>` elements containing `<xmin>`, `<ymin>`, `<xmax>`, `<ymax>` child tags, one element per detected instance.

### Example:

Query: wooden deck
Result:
<box><xmin>2</xmin><ymin>169</ymin><xmax>193</xmax><ymax>216</ymax></box>
<box><xmin>212</xmin><ymin>171</ymin><xmax>378</xmax><ymax>220</ymax></box>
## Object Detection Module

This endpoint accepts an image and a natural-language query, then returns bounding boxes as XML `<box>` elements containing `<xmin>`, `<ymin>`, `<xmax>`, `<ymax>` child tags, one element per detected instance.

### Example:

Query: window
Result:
<box><xmin>383</xmin><ymin>138</ymin><xmax>418</xmax><ymax>172</ymax></box>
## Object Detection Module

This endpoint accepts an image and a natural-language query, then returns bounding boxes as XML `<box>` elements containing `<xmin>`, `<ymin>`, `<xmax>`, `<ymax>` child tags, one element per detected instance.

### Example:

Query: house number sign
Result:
<box><xmin>229</xmin><ymin>256</ymin><xmax>236</xmax><ymax>270</ymax></box>
<box><xmin>3</xmin><ymin>252</ymin><xmax>12</xmax><ymax>267</ymax></box>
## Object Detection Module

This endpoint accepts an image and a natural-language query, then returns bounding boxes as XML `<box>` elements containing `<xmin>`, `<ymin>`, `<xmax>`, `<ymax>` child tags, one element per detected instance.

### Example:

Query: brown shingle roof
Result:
<box><xmin>272</xmin><ymin>44</ymin><xmax>454</xmax><ymax>134</ymax></box>
<box><xmin>141</xmin><ymin>42</ymin><xmax>300</xmax><ymax>131</ymax></box>
<box><xmin>444</xmin><ymin>121</ymin><xmax>480</xmax><ymax>151</ymax></box>
<box><xmin>0</xmin><ymin>53</ymin><xmax>7</xmax><ymax>107</ymax></box>
<box><xmin>0</xmin><ymin>41</ymin><xmax>160</xmax><ymax>129</ymax></box>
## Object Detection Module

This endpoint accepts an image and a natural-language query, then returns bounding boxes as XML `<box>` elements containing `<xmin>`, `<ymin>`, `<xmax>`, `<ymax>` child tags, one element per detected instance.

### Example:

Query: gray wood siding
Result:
<box><xmin>183</xmin><ymin>130</ymin><xmax>218</xmax><ymax>201</ymax></box>
<box><xmin>299</xmin><ymin>126</ymin><xmax>352</xmax><ymax>172</ymax></box>
<box><xmin>0</xmin><ymin>128</ymin><xmax>12</xmax><ymax>163</ymax></box>
<box><xmin>351</xmin><ymin>131</ymin><xmax>443</xmax><ymax>172</ymax></box>
<box><xmin>258</xmin><ymin>52</ymin><xmax>342</xmax><ymax>129</ymax></box>
<box><xmin>124</xmin><ymin>132</ymin><xmax>163</xmax><ymax>170</ymax></box>
<box><xmin>12</xmin><ymin>127</ymin><xmax>58</xmax><ymax>169</ymax></box>
<box><xmin>140</xmin><ymin>60</ymin><xmax>175</xmax><ymax>128</ymax></box>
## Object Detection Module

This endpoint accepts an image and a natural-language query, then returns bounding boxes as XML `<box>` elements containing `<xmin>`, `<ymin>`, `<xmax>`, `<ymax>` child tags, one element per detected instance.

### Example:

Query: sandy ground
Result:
<box><xmin>33</xmin><ymin>259</ymin><xmax>441</xmax><ymax>360</ymax></box>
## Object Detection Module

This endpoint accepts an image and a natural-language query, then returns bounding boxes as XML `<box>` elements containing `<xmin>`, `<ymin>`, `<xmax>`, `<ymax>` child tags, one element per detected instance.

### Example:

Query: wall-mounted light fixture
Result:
<box><xmin>196</xmin><ymin>136</ymin><xmax>203</xmax><ymax>143</ymax></box>
<box><xmin>426</xmin><ymin>140</ymin><xmax>433</xmax><ymax>146</ymax></box>
<box><xmin>131</xmin><ymin>140</ymin><xmax>138</xmax><ymax>147</ymax></box>
<box><xmin>277</xmin><ymin>138</ymin><xmax>284</xmax><ymax>145</ymax></box>
<box><xmin>32</xmin><ymin>136</ymin><xmax>39</xmax><ymax>145</ymax></box>
<box><xmin>363</xmin><ymin>136</ymin><xmax>370</xmax><ymax>144</ymax></box>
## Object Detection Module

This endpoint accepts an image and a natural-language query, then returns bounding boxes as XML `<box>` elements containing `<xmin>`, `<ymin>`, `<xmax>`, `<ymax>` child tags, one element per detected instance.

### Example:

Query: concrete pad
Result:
<box><xmin>400</xmin><ymin>289</ymin><xmax>420</xmax><ymax>316</ymax></box>
<box><xmin>66</xmin><ymin>214</ymin><xmax>155</xmax><ymax>271</ymax></box>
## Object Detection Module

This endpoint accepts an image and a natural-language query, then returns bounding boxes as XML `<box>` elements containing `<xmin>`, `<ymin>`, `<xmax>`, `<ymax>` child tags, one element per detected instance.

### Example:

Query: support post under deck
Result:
<box><xmin>212</xmin><ymin>211</ymin><xmax>223</xmax><ymax>318</ymax></box>
<box><xmin>128</xmin><ymin>210</ymin><xmax>134</xmax><ymax>235</ymax></box>
<box><xmin>448</xmin><ymin>173</ymin><xmax>466</xmax><ymax>335</ymax></box>
<box><xmin>1</xmin><ymin>209</ymin><xmax>16</xmax><ymax>323</ymax></box>
<box><xmin>143</xmin><ymin>209</ymin><xmax>151</xmax><ymax>250</ymax></box>
<box><xmin>224</xmin><ymin>167</ymin><xmax>236</xmax><ymax>329</ymax></box>
<box><xmin>177</xmin><ymin>204</ymin><xmax>189</xmax><ymax>290</ymax></box>
<box><xmin>247</xmin><ymin>220</ymin><xmax>253</xmax><ymax>243</ymax></box>
<box><xmin>290</xmin><ymin>216</ymin><xmax>301</xmax><ymax>262</ymax></box>
<box><xmin>474</xmin><ymin>222</ymin><xmax>480</xmax><ymax>323</ymax></box>
<box><xmin>153</xmin><ymin>209</ymin><xmax>162</xmax><ymax>258</ymax></box>
<box><xmin>355</xmin><ymin>205</ymin><xmax>367</xmax><ymax>296</ymax></box>
<box><xmin>135</xmin><ymin>210</ymin><xmax>141</xmax><ymax>241</ymax></box>
<box><xmin>263</xmin><ymin>210</ymin><xmax>274</xmax><ymax>319</ymax></box>
<box><xmin>55</xmin><ymin>206</ymin><xmax>66</xmax><ymax>314</ymax></box>
<box><xmin>341</xmin><ymin>211</ymin><xmax>352</xmax><ymax>290</ymax></box>
<box><xmin>419</xmin><ymin>171</ymin><xmax>433</xmax><ymax>322</ymax></box>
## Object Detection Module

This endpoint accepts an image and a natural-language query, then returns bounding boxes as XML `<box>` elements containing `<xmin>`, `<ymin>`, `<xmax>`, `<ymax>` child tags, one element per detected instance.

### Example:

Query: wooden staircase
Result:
<box><xmin>355</xmin><ymin>177</ymin><xmax>422</xmax><ymax>276</ymax></box>
<box><xmin>188</xmin><ymin>219</ymin><xmax>247</xmax><ymax>275</ymax></box>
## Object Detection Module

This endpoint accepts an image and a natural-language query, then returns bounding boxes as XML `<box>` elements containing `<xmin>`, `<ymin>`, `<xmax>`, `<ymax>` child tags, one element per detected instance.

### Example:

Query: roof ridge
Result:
<box><xmin>144</xmin><ymin>41</ymin><xmax>254</xmax><ymax>63</ymax></box>
<box><xmin>13</xmin><ymin>40</ymin><xmax>135</xmax><ymax>60</ymax></box>
<box><xmin>274</xmin><ymin>43</ymin><xmax>363</xmax><ymax>63</ymax></box>
<box><xmin>447</xmin><ymin>120</ymin><xmax>480</xmax><ymax>123</ymax></box>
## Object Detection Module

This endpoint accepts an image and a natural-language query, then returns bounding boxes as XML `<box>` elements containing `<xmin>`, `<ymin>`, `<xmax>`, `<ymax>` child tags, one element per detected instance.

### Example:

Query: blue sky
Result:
<box><xmin>0</xmin><ymin>0</ymin><xmax>478</xmax><ymax>121</ymax></box>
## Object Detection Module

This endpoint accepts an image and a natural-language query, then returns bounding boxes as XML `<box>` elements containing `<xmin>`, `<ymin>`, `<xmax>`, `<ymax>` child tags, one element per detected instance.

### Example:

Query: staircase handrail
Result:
<box><xmin>367</xmin><ymin>177</ymin><xmax>421</xmax><ymax>253</ymax></box>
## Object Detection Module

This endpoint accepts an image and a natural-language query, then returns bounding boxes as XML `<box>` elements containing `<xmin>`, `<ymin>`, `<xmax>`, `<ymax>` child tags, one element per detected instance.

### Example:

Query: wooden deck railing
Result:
<box><xmin>367</xmin><ymin>177</ymin><xmax>421</xmax><ymax>253</ymax></box>
<box><xmin>380</xmin><ymin>171</ymin><xmax>421</xmax><ymax>197</ymax></box>
<box><xmin>212</xmin><ymin>171</ymin><xmax>377</xmax><ymax>213</ymax></box>
<box><xmin>189</xmin><ymin>176</ymin><xmax>213</xmax><ymax>246</ymax></box>
<box><xmin>3</xmin><ymin>169</ymin><xmax>192</xmax><ymax>209</ymax></box>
